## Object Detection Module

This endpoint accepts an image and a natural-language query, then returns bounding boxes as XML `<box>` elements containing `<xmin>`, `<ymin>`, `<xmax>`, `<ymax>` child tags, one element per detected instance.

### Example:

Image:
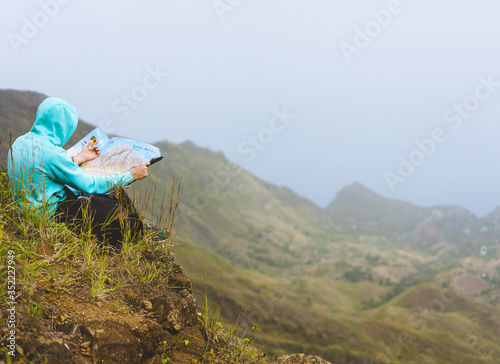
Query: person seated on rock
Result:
<box><xmin>7</xmin><ymin>97</ymin><xmax>150</xmax><ymax>247</ymax></box>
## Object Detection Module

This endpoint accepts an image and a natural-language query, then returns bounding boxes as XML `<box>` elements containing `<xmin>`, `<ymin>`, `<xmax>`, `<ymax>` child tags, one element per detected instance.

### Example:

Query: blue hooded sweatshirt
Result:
<box><xmin>7</xmin><ymin>97</ymin><xmax>134</xmax><ymax>217</ymax></box>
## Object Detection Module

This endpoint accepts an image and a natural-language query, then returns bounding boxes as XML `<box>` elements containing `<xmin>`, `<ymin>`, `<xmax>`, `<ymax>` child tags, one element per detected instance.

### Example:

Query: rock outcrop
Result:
<box><xmin>0</xmin><ymin>252</ymin><xmax>331</xmax><ymax>363</ymax></box>
<box><xmin>277</xmin><ymin>354</ymin><xmax>332</xmax><ymax>364</ymax></box>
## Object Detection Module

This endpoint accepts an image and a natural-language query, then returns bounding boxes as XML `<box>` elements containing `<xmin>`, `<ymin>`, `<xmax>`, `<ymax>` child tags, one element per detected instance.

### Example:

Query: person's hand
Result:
<box><xmin>131</xmin><ymin>162</ymin><xmax>150</xmax><ymax>181</ymax></box>
<box><xmin>82</xmin><ymin>140</ymin><xmax>100</xmax><ymax>161</ymax></box>
<box><xmin>73</xmin><ymin>140</ymin><xmax>100</xmax><ymax>165</ymax></box>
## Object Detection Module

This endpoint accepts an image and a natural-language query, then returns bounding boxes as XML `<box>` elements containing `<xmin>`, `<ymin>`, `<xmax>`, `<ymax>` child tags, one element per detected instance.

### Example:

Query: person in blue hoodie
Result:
<box><xmin>8</xmin><ymin>97</ymin><xmax>150</xmax><ymax>246</ymax></box>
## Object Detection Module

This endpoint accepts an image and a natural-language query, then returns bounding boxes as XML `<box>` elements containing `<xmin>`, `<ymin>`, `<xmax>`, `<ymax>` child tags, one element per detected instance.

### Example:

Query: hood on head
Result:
<box><xmin>31</xmin><ymin>97</ymin><xmax>79</xmax><ymax>146</ymax></box>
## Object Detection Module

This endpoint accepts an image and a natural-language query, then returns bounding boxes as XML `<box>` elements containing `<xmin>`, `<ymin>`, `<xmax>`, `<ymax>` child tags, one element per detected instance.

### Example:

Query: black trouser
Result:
<box><xmin>55</xmin><ymin>187</ymin><xmax>143</xmax><ymax>248</ymax></box>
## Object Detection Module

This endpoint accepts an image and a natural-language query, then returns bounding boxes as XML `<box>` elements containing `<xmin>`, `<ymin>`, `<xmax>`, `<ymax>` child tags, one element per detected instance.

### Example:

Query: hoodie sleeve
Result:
<box><xmin>47</xmin><ymin>150</ymin><xmax>134</xmax><ymax>194</ymax></box>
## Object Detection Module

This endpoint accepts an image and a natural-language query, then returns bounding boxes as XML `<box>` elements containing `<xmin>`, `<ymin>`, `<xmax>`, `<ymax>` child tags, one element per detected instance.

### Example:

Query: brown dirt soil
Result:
<box><xmin>0</xmin><ymin>249</ymin><xmax>209</xmax><ymax>364</ymax></box>
<box><xmin>0</xmin><ymin>246</ymin><xmax>331</xmax><ymax>364</ymax></box>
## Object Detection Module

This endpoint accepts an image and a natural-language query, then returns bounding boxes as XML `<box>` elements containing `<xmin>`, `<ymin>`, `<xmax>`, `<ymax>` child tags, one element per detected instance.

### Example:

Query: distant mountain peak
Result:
<box><xmin>329</xmin><ymin>182</ymin><xmax>389</xmax><ymax>208</ymax></box>
<box><xmin>326</xmin><ymin>182</ymin><xmax>417</xmax><ymax>223</ymax></box>
<box><xmin>336</xmin><ymin>182</ymin><xmax>379</xmax><ymax>198</ymax></box>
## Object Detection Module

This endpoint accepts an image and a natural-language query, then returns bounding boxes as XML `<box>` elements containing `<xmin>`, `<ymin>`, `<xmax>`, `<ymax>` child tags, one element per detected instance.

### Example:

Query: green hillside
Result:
<box><xmin>140</xmin><ymin>138</ymin><xmax>338</xmax><ymax>271</ymax></box>
<box><xmin>2</xmin><ymin>89</ymin><xmax>500</xmax><ymax>363</ymax></box>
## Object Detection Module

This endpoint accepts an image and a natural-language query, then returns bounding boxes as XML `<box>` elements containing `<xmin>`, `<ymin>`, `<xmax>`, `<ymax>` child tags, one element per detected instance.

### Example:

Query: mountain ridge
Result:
<box><xmin>1</xmin><ymin>89</ymin><xmax>496</xmax><ymax>260</ymax></box>
<box><xmin>0</xmin><ymin>88</ymin><xmax>490</xmax><ymax>220</ymax></box>
<box><xmin>2</xmin><ymin>89</ymin><xmax>500</xmax><ymax>363</ymax></box>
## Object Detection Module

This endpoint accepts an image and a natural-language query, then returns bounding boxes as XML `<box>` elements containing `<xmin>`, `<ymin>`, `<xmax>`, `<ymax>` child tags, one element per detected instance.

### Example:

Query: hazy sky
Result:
<box><xmin>2</xmin><ymin>0</ymin><xmax>500</xmax><ymax>216</ymax></box>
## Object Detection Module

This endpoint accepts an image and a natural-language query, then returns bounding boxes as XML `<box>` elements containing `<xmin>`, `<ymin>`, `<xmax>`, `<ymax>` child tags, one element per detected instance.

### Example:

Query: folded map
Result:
<box><xmin>67</xmin><ymin>127</ymin><xmax>163</xmax><ymax>177</ymax></box>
